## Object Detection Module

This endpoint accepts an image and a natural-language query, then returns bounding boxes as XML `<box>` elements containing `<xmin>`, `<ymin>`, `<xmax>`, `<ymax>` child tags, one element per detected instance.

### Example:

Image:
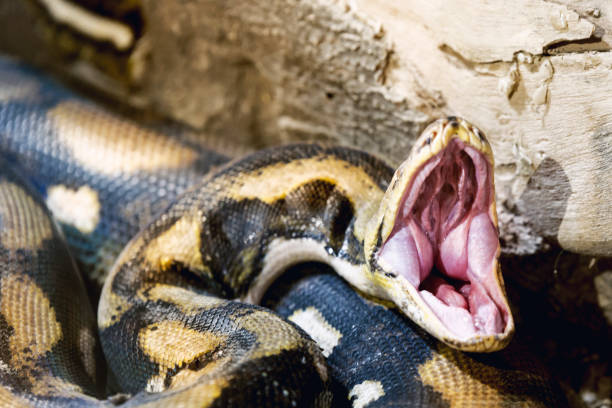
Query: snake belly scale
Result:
<box><xmin>0</xmin><ymin>57</ymin><xmax>568</xmax><ymax>407</ymax></box>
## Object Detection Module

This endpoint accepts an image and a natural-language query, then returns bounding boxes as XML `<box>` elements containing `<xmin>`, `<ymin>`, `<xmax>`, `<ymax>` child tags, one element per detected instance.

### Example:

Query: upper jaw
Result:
<box><xmin>370</xmin><ymin>117</ymin><xmax>514</xmax><ymax>352</ymax></box>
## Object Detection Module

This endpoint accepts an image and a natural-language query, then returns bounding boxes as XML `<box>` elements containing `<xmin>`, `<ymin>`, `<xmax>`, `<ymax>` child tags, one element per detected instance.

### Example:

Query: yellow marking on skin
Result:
<box><xmin>288</xmin><ymin>307</ymin><xmax>342</xmax><ymax>357</ymax></box>
<box><xmin>235</xmin><ymin>310</ymin><xmax>300</xmax><ymax>359</ymax></box>
<box><xmin>166</xmin><ymin>358</ymin><xmax>228</xmax><ymax>390</ymax></box>
<box><xmin>49</xmin><ymin>101</ymin><xmax>198</xmax><ymax>175</ymax></box>
<box><xmin>30</xmin><ymin>374</ymin><xmax>83</xmax><ymax>398</ymax></box>
<box><xmin>0</xmin><ymin>181</ymin><xmax>53</xmax><ymax>251</ymax></box>
<box><xmin>234</xmin><ymin>308</ymin><xmax>332</xmax><ymax>384</ymax></box>
<box><xmin>146</xmin><ymin>285</ymin><xmax>224</xmax><ymax>315</ymax></box>
<box><xmin>140</xmin><ymin>377</ymin><xmax>228</xmax><ymax>407</ymax></box>
<box><xmin>348</xmin><ymin>380</ymin><xmax>385</xmax><ymax>408</ymax></box>
<box><xmin>78</xmin><ymin>327</ymin><xmax>97</xmax><ymax>381</ymax></box>
<box><xmin>97</xmin><ymin>290</ymin><xmax>131</xmax><ymax>329</ymax></box>
<box><xmin>356</xmin><ymin>289</ymin><xmax>396</xmax><ymax>309</ymax></box>
<box><xmin>46</xmin><ymin>184</ymin><xmax>100</xmax><ymax>234</ymax></box>
<box><xmin>139</xmin><ymin>320</ymin><xmax>227</xmax><ymax>385</ymax></box>
<box><xmin>0</xmin><ymin>384</ymin><xmax>31</xmax><ymax>407</ymax></box>
<box><xmin>0</xmin><ymin>274</ymin><xmax>62</xmax><ymax>369</ymax></box>
<box><xmin>143</xmin><ymin>215</ymin><xmax>208</xmax><ymax>275</ymax></box>
<box><xmin>230</xmin><ymin>156</ymin><xmax>384</xmax><ymax>240</ymax></box>
<box><xmin>230</xmin><ymin>246</ymin><xmax>259</xmax><ymax>289</ymax></box>
<box><xmin>38</xmin><ymin>0</ymin><xmax>133</xmax><ymax>50</ymax></box>
<box><xmin>417</xmin><ymin>344</ymin><xmax>546</xmax><ymax>407</ymax></box>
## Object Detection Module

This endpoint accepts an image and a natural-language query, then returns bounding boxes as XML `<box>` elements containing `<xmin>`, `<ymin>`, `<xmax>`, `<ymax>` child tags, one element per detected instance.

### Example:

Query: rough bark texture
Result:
<box><xmin>145</xmin><ymin>0</ymin><xmax>612</xmax><ymax>258</ymax></box>
<box><xmin>2</xmin><ymin>0</ymin><xmax>611</xmax><ymax>258</ymax></box>
<box><xmin>137</xmin><ymin>0</ymin><xmax>612</xmax><ymax>257</ymax></box>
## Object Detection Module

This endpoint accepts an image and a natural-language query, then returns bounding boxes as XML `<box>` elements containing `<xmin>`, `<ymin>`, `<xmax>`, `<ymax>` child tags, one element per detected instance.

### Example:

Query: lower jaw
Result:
<box><xmin>394</xmin><ymin>282</ymin><xmax>512</xmax><ymax>351</ymax></box>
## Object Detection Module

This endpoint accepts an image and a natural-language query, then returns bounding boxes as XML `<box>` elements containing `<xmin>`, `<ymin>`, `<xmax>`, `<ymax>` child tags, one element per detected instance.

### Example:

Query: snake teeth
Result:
<box><xmin>373</xmin><ymin>117</ymin><xmax>514</xmax><ymax>352</ymax></box>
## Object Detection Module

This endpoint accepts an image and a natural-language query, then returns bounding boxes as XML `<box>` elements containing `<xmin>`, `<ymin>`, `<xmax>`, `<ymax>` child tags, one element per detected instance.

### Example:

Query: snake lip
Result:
<box><xmin>377</xmin><ymin>122</ymin><xmax>512</xmax><ymax>346</ymax></box>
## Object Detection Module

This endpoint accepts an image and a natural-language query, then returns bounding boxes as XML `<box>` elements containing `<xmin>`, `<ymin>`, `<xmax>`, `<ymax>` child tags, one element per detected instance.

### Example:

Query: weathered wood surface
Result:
<box><xmin>1</xmin><ymin>0</ymin><xmax>611</xmax><ymax>257</ymax></box>
<box><xmin>141</xmin><ymin>0</ymin><xmax>612</xmax><ymax>257</ymax></box>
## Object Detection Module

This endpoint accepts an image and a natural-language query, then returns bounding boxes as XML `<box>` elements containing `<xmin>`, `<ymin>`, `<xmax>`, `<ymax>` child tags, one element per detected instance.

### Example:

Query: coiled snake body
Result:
<box><xmin>0</xmin><ymin>58</ymin><xmax>567</xmax><ymax>407</ymax></box>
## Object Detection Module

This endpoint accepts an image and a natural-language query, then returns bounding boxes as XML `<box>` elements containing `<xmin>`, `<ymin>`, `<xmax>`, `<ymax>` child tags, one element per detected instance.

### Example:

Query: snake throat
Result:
<box><xmin>378</xmin><ymin>138</ymin><xmax>509</xmax><ymax>341</ymax></box>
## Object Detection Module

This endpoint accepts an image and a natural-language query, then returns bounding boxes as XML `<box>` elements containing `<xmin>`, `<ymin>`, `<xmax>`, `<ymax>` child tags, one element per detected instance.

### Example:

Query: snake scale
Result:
<box><xmin>0</xmin><ymin>58</ymin><xmax>568</xmax><ymax>407</ymax></box>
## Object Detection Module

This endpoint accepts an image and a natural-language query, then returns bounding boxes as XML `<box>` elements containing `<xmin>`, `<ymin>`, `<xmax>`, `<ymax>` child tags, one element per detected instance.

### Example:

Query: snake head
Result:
<box><xmin>364</xmin><ymin>117</ymin><xmax>514</xmax><ymax>352</ymax></box>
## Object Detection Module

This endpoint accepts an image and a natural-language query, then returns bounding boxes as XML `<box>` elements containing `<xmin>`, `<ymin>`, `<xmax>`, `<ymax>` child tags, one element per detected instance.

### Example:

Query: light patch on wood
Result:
<box><xmin>288</xmin><ymin>307</ymin><xmax>342</xmax><ymax>357</ymax></box>
<box><xmin>49</xmin><ymin>101</ymin><xmax>198</xmax><ymax>175</ymax></box>
<box><xmin>37</xmin><ymin>0</ymin><xmax>133</xmax><ymax>50</ymax></box>
<box><xmin>0</xmin><ymin>181</ymin><xmax>53</xmax><ymax>251</ymax></box>
<box><xmin>229</xmin><ymin>156</ymin><xmax>383</xmax><ymax>240</ymax></box>
<box><xmin>46</xmin><ymin>184</ymin><xmax>100</xmax><ymax>234</ymax></box>
<box><xmin>146</xmin><ymin>285</ymin><xmax>224</xmax><ymax>315</ymax></box>
<box><xmin>0</xmin><ymin>273</ymin><xmax>62</xmax><ymax>369</ymax></box>
<box><xmin>139</xmin><ymin>320</ymin><xmax>226</xmax><ymax>377</ymax></box>
<box><xmin>594</xmin><ymin>271</ymin><xmax>612</xmax><ymax>326</ymax></box>
<box><xmin>365</xmin><ymin>0</ymin><xmax>594</xmax><ymax>63</ymax></box>
<box><xmin>143</xmin><ymin>215</ymin><xmax>207</xmax><ymax>274</ymax></box>
<box><xmin>417</xmin><ymin>344</ymin><xmax>546</xmax><ymax>407</ymax></box>
<box><xmin>348</xmin><ymin>380</ymin><xmax>385</xmax><ymax>408</ymax></box>
<box><xmin>351</xmin><ymin>0</ymin><xmax>612</xmax><ymax>256</ymax></box>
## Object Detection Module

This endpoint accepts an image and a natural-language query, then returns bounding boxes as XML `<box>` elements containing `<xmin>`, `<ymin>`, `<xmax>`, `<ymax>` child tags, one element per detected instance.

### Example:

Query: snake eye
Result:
<box><xmin>377</xmin><ymin>130</ymin><xmax>512</xmax><ymax>347</ymax></box>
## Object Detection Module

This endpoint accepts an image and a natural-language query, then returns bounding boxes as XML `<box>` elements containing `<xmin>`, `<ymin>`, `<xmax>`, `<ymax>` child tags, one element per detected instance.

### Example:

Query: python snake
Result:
<box><xmin>0</xmin><ymin>58</ymin><xmax>567</xmax><ymax>407</ymax></box>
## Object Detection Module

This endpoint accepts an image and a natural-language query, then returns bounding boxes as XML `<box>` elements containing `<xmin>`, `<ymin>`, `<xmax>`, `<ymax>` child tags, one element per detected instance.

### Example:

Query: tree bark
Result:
<box><xmin>138</xmin><ymin>0</ymin><xmax>612</xmax><ymax>257</ymax></box>
<box><xmin>1</xmin><ymin>0</ymin><xmax>611</xmax><ymax>257</ymax></box>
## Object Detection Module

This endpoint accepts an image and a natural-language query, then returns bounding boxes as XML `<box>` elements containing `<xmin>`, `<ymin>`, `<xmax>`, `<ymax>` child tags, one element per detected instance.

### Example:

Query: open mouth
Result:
<box><xmin>377</xmin><ymin>138</ymin><xmax>509</xmax><ymax>340</ymax></box>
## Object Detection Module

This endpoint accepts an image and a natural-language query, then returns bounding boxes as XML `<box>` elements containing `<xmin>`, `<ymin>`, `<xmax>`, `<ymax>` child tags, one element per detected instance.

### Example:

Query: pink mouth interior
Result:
<box><xmin>378</xmin><ymin>139</ymin><xmax>509</xmax><ymax>340</ymax></box>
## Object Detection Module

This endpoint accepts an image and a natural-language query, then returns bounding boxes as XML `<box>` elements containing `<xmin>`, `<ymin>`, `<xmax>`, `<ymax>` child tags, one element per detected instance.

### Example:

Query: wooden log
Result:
<box><xmin>0</xmin><ymin>0</ymin><xmax>611</xmax><ymax>257</ymax></box>
<box><xmin>138</xmin><ymin>0</ymin><xmax>612</xmax><ymax>257</ymax></box>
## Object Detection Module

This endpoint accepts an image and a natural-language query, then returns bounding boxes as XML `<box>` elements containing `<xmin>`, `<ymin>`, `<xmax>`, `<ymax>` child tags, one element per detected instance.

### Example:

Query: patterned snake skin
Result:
<box><xmin>0</xmin><ymin>57</ymin><xmax>568</xmax><ymax>407</ymax></box>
